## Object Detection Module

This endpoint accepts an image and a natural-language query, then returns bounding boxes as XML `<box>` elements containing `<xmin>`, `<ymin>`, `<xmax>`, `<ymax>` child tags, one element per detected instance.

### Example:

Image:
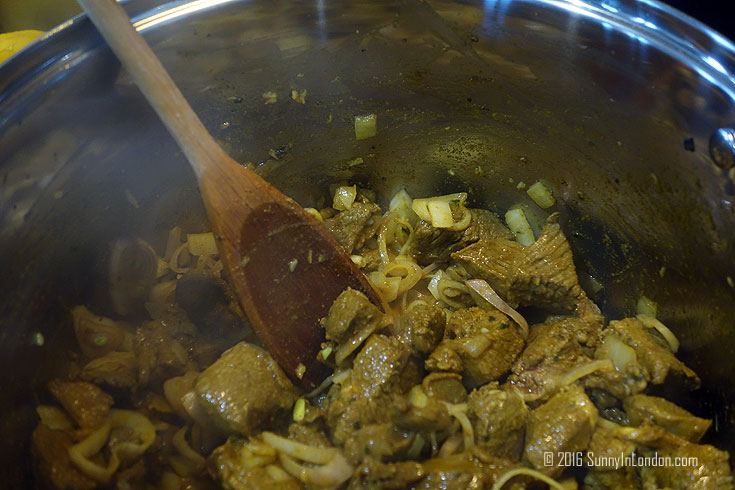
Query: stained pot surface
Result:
<box><xmin>1</xmin><ymin>0</ymin><xmax>735</xmax><ymax>486</ymax></box>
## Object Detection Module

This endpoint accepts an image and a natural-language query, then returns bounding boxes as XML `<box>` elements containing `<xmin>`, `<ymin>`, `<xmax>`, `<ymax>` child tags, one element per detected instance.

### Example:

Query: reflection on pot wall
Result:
<box><xmin>1</xmin><ymin>0</ymin><xmax>734</xmax><ymax>487</ymax></box>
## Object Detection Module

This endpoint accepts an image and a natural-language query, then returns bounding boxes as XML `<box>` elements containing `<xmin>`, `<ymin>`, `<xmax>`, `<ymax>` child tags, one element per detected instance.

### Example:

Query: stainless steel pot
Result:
<box><xmin>1</xmin><ymin>0</ymin><xmax>734</xmax><ymax>486</ymax></box>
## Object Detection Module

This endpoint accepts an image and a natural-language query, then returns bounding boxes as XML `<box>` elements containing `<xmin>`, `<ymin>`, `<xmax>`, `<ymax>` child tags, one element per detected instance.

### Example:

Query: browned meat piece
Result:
<box><xmin>468</xmin><ymin>382</ymin><xmax>527</xmax><ymax>460</ymax></box>
<box><xmin>410</xmin><ymin>209</ymin><xmax>514</xmax><ymax>265</ymax></box>
<box><xmin>426</xmin><ymin>307</ymin><xmax>524</xmax><ymax>388</ymax></box>
<box><xmin>452</xmin><ymin>215</ymin><xmax>586</xmax><ymax>312</ymax></box>
<box><xmin>327</xmin><ymin>335</ymin><xmax>419</xmax><ymax>446</ymax></box>
<box><xmin>422</xmin><ymin>372</ymin><xmax>467</xmax><ymax>404</ymax></box>
<box><xmin>546</xmin><ymin>297</ymin><xmax>605</xmax><ymax>348</ymax></box>
<box><xmin>79</xmin><ymin>351</ymin><xmax>137</xmax><ymax>389</ymax></box>
<box><xmin>343</xmin><ymin>423</ymin><xmax>414</xmax><ymax>464</ymax></box>
<box><xmin>324</xmin><ymin>202</ymin><xmax>381</xmax><ymax>253</ymax></box>
<box><xmin>351</xmin><ymin>334</ymin><xmax>419</xmax><ymax>399</ymax></box>
<box><xmin>394</xmin><ymin>303</ymin><xmax>446</xmax><ymax>355</ymax></box>
<box><xmin>508</xmin><ymin>320</ymin><xmax>588</xmax><ymax>401</ymax></box>
<box><xmin>32</xmin><ymin>424</ymin><xmax>96</xmax><ymax>490</ymax></box>
<box><xmin>48</xmin><ymin>379</ymin><xmax>113</xmax><ymax>429</ymax></box>
<box><xmin>623</xmin><ymin>394</ymin><xmax>711</xmax><ymax>443</ymax></box>
<box><xmin>607</xmin><ymin>318</ymin><xmax>700</xmax><ymax>387</ymax></box>
<box><xmin>639</xmin><ymin>443</ymin><xmax>734</xmax><ymax>490</ymax></box>
<box><xmin>582</xmin><ymin>469</ymin><xmax>638</xmax><ymax>490</ymax></box>
<box><xmin>321</xmin><ymin>288</ymin><xmax>389</xmax><ymax>366</ymax></box>
<box><xmin>209</xmin><ymin>438</ymin><xmax>304</xmax><ymax>490</ymax></box>
<box><xmin>348</xmin><ymin>458</ymin><xmax>424</xmax><ymax>489</ymax></box>
<box><xmin>196</xmin><ymin>343</ymin><xmax>296</xmax><ymax>435</ymax></box>
<box><xmin>524</xmin><ymin>385</ymin><xmax>598</xmax><ymax>477</ymax></box>
<box><xmin>134</xmin><ymin>320</ymin><xmax>192</xmax><ymax>386</ymax></box>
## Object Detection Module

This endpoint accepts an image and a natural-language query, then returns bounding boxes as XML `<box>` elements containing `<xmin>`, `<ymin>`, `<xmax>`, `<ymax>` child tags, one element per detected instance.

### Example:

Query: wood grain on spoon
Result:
<box><xmin>77</xmin><ymin>0</ymin><xmax>380</xmax><ymax>389</ymax></box>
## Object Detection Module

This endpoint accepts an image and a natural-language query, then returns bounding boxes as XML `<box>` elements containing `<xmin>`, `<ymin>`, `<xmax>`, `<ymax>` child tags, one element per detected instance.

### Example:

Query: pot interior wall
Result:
<box><xmin>1</xmin><ymin>0</ymin><xmax>734</xmax><ymax>486</ymax></box>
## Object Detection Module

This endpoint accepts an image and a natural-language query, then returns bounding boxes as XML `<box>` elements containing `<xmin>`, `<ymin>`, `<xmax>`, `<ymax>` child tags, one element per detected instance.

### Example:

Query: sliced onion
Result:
<box><xmin>636</xmin><ymin>314</ymin><xmax>680</xmax><ymax>353</ymax></box>
<box><xmin>465</xmin><ymin>279</ymin><xmax>529</xmax><ymax>338</ymax></box>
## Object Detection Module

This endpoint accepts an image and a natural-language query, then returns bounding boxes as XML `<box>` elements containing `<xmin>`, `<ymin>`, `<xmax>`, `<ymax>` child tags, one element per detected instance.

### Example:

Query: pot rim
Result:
<box><xmin>1</xmin><ymin>0</ymin><xmax>735</xmax><ymax>124</ymax></box>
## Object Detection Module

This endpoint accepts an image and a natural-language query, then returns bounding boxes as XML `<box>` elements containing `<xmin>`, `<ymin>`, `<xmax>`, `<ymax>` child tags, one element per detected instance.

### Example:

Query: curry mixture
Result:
<box><xmin>31</xmin><ymin>187</ymin><xmax>734</xmax><ymax>490</ymax></box>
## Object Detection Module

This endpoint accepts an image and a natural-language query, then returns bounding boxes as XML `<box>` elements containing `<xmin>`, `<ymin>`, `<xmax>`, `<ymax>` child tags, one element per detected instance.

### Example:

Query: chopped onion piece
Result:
<box><xmin>527</xmin><ymin>181</ymin><xmax>556</xmax><ymax>209</ymax></box>
<box><xmin>368</xmin><ymin>271</ymin><xmax>401</xmax><ymax>303</ymax></box>
<box><xmin>459</xmin><ymin>334</ymin><xmax>493</xmax><ymax>358</ymax></box>
<box><xmin>409</xmin><ymin>386</ymin><xmax>429</xmax><ymax>408</ymax></box>
<box><xmin>36</xmin><ymin>405</ymin><xmax>73</xmax><ymax>430</ymax></box>
<box><xmin>636</xmin><ymin>296</ymin><xmax>658</xmax><ymax>317</ymax></box>
<box><xmin>504</xmin><ymin>208</ymin><xmax>535</xmax><ymax>246</ymax></box>
<box><xmin>389</xmin><ymin>189</ymin><xmax>418</xmax><ymax>224</ymax></box>
<box><xmin>333</xmin><ymin>185</ymin><xmax>357</xmax><ymax>211</ymax></box>
<box><xmin>636</xmin><ymin>314</ymin><xmax>680</xmax><ymax>353</ymax></box>
<box><xmin>187</xmin><ymin>232</ymin><xmax>218</xmax><ymax>256</ymax></box>
<box><xmin>595</xmin><ymin>335</ymin><xmax>637</xmax><ymax>371</ymax></box>
<box><xmin>465</xmin><ymin>279</ymin><xmax>529</xmax><ymax>338</ymax></box>
<box><xmin>293</xmin><ymin>398</ymin><xmax>306</xmax><ymax>422</ymax></box>
<box><xmin>354</xmin><ymin>114</ymin><xmax>377</xmax><ymax>140</ymax></box>
<box><xmin>411</xmin><ymin>193</ymin><xmax>471</xmax><ymax>231</ymax></box>
<box><xmin>304</xmin><ymin>207</ymin><xmax>323</xmax><ymax>222</ymax></box>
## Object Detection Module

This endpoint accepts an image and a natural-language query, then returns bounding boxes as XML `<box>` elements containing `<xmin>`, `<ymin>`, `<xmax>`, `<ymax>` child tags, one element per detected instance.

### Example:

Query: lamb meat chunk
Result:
<box><xmin>79</xmin><ymin>351</ymin><xmax>137</xmax><ymax>389</ymax></box>
<box><xmin>321</xmin><ymin>288</ymin><xmax>388</xmax><ymax>366</ymax></box>
<box><xmin>352</xmin><ymin>334</ymin><xmax>418</xmax><ymax>399</ymax></box>
<box><xmin>545</xmin><ymin>297</ymin><xmax>605</xmax><ymax>348</ymax></box>
<box><xmin>134</xmin><ymin>320</ymin><xmax>192</xmax><ymax>386</ymax></box>
<box><xmin>326</xmin><ymin>389</ymin><xmax>394</xmax><ymax>445</ymax></box>
<box><xmin>524</xmin><ymin>385</ymin><xmax>598</xmax><ymax>477</ymax></box>
<box><xmin>196</xmin><ymin>343</ymin><xmax>296</xmax><ymax>435</ymax></box>
<box><xmin>607</xmin><ymin>318</ymin><xmax>700</xmax><ymax>387</ymax></box>
<box><xmin>32</xmin><ymin>424</ymin><xmax>96</xmax><ymax>490</ymax></box>
<box><xmin>209</xmin><ymin>438</ymin><xmax>304</xmax><ymax>490</ymax></box>
<box><xmin>410</xmin><ymin>208</ymin><xmax>513</xmax><ymax>265</ymax></box>
<box><xmin>48</xmin><ymin>379</ymin><xmax>113</xmax><ymax>429</ymax></box>
<box><xmin>639</xmin><ymin>443</ymin><xmax>734</xmax><ymax>490</ymax></box>
<box><xmin>452</xmin><ymin>215</ymin><xmax>586</xmax><ymax>312</ymax></box>
<box><xmin>426</xmin><ymin>307</ymin><xmax>524</xmax><ymax>388</ymax></box>
<box><xmin>623</xmin><ymin>394</ymin><xmax>711</xmax><ymax>443</ymax></box>
<box><xmin>507</xmin><ymin>319</ymin><xmax>590</xmax><ymax>402</ymax></box>
<box><xmin>324</xmin><ymin>202</ymin><xmax>381</xmax><ymax>253</ymax></box>
<box><xmin>394</xmin><ymin>303</ymin><xmax>446</xmax><ymax>355</ymax></box>
<box><xmin>582</xmin><ymin>469</ymin><xmax>638</xmax><ymax>490</ymax></box>
<box><xmin>468</xmin><ymin>382</ymin><xmax>528</xmax><ymax>460</ymax></box>
<box><xmin>343</xmin><ymin>423</ymin><xmax>414</xmax><ymax>464</ymax></box>
<box><xmin>348</xmin><ymin>458</ymin><xmax>424</xmax><ymax>490</ymax></box>
<box><xmin>327</xmin><ymin>335</ymin><xmax>419</xmax><ymax>445</ymax></box>
<box><xmin>422</xmin><ymin>372</ymin><xmax>467</xmax><ymax>404</ymax></box>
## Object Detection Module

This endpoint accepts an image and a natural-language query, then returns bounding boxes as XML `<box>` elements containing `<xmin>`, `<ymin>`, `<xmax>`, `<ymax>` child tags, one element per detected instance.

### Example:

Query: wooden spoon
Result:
<box><xmin>77</xmin><ymin>0</ymin><xmax>380</xmax><ymax>389</ymax></box>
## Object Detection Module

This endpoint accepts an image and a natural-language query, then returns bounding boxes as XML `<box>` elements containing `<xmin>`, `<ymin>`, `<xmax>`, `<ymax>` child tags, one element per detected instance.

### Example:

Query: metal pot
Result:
<box><xmin>1</xmin><ymin>0</ymin><xmax>734</xmax><ymax>486</ymax></box>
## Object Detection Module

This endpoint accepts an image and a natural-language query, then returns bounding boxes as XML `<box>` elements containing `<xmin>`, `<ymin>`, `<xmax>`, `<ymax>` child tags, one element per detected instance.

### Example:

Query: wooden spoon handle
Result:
<box><xmin>77</xmin><ymin>0</ymin><xmax>223</xmax><ymax>180</ymax></box>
